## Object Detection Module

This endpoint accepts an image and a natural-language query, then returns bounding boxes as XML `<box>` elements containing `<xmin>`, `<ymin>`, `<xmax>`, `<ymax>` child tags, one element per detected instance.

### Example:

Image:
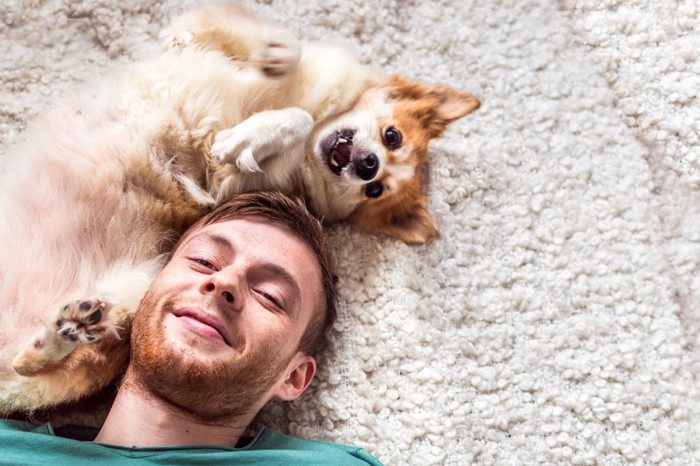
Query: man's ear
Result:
<box><xmin>272</xmin><ymin>353</ymin><xmax>316</xmax><ymax>401</ymax></box>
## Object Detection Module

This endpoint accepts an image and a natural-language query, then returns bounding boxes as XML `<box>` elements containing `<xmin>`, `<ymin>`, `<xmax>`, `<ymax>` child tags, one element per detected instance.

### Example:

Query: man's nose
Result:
<box><xmin>200</xmin><ymin>272</ymin><xmax>242</xmax><ymax>310</ymax></box>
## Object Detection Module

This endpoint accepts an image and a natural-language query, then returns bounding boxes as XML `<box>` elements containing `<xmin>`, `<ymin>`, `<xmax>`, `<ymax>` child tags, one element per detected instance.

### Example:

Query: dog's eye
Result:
<box><xmin>365</xmin><ymin>181</ymin><xmax>383</xmax><ymax>198</ymax></box>
<box><xmin>383</xmin><ymin>127</ymin><xmax>402</xmax><ymax>149</ymax></box>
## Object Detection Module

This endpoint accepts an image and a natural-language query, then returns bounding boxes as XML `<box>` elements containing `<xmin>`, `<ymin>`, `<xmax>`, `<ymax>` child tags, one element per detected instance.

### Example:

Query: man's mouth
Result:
<box><xmin>173</xmin><ymin>307</ymin><xmax>231</xmax><ymax>346</ymax></box>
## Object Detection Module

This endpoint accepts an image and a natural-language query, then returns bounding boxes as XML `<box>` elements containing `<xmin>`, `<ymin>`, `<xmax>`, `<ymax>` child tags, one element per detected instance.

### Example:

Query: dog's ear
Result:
<box><xmin>428</xmin><ymin>84</ymin><xmax>481</xmax><ymax>126</ymax></box>
<box><xmin>386</xmin><ymin>76</ymin><xmax>480</xmax><ymax>138</ymax></box>
<box><xmin>351</xmin><ymin>198</ymin><xmax>439</xmax><ymax>245</ymax></box>
<box><xmin>386</xmin><ymin>202</ymin><xmax>439</xmax><ymax>245</ymax></box>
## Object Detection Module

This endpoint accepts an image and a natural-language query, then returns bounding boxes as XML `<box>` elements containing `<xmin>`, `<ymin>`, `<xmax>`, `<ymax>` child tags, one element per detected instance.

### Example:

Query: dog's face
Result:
<box><xmin>313</xmin><ymin>76</ymin><xmax>480</xmax><ymax>244</ymax></box>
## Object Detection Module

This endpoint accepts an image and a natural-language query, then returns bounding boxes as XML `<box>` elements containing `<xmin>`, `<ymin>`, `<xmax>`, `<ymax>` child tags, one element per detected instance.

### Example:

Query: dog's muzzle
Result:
<box><xmin>321</xmin><ymin>130</ymin><xmax>379</xmax><ymax>180</ymax></box>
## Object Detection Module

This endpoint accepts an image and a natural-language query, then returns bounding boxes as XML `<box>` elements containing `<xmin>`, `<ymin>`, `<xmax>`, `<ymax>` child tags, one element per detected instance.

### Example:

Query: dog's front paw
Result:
<box><xmin>252</xmin><ymin>30</ymin><xmax>301</xmax><ymax>77</ymax></box>
<box><xmin>211</xmin><ymin>126</ymin><xmax>263</xmax><ymax>173</ymax></box>
<box><xmin>211</xmin><ymin>108</ymin><xmax>313</xmax><ymax>172</ymax></box>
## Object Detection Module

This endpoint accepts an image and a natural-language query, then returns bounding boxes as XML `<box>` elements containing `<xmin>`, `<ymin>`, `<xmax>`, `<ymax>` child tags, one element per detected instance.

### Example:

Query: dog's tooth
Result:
<box><xmin>337</xmin><ymin>137</ymin><xmax>348</xmax><ymax>144</ymax></box>
<box><xmin>329</xmin><ymin>157</ymin><xmax>339</xmax><ymax>167</ymax></box>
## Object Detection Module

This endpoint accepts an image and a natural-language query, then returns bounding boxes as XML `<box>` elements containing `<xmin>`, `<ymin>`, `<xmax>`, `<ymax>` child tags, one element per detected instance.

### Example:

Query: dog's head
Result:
<box><xmin>313</xmin><ymin>76</ymin><xmax>480</xmax><ymax>244</ymax></box>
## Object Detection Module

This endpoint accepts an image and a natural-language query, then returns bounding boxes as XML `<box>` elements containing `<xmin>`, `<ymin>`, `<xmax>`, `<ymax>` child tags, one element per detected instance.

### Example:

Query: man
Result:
<box><xmin>0</xmin><ymin>191</ymin><xmax>383</xmax><ymax>465</ymax></box>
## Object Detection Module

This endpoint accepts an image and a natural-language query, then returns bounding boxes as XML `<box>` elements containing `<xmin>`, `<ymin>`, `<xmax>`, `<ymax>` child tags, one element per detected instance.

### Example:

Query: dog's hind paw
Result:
<box><xmin>55</xmin><ymin>299</ymin><xmax>117</xmax><ymax>344</ymax></box>
<box><xmin>12</xmin><ymin>298</ymin><xmax>118</xmax><ymax>376</ymax></box>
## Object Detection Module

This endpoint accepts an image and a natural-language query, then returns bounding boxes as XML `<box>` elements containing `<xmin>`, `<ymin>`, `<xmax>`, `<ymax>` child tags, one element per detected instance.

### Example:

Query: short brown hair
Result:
<box><xmin>174</xmin><ymin>191</ymin><xmax>337</xmax><ymax>355</ymax></box>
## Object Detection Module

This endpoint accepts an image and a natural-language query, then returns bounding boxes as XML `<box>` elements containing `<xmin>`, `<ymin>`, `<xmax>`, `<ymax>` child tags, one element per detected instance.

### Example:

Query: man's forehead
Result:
<box><xmin>187</xmin><ymin>217</ymin><xmax>300</xmax><ymax>250</ymax></box>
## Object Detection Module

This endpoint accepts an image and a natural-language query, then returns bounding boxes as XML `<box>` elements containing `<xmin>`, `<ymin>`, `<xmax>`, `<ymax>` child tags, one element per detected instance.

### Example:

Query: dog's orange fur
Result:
<box><xmin>348</xmin><ymin>77</ymin><xmax>480</xmax><ymax>243</ymax></box>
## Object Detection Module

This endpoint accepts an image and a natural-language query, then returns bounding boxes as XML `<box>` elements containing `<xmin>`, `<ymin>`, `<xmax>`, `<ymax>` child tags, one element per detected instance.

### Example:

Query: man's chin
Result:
<box><xmin>129</xmin><ymin>295</ymin><xmax>292</xmax><ymax>423</ymax></box>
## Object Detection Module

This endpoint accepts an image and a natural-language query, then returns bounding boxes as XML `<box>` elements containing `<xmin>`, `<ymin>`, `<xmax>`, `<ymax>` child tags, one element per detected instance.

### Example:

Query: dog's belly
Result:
<box><xmin>0</xmin><ymin>117</ymin><xmax>205</xmax><ymax>376</ymax></box>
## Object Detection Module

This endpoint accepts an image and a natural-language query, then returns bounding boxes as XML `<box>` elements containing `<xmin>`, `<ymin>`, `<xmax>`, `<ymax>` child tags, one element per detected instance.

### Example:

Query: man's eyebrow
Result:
<box><xmin>184</xmin><ymin>232</ymin><xmax>234</xmax><ymax>252</ymax></box>
<box><xmin>202</xmin><ymin>232</ymin><xmax>234</xmax><ymax>251</ymax></box>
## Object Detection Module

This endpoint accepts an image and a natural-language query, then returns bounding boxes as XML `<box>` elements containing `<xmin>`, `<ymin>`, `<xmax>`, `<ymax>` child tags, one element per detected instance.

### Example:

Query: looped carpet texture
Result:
<box><xmin>1</xmin><ymin>1</ymin><xmax>699</xmax><ymax>464</ymax></box>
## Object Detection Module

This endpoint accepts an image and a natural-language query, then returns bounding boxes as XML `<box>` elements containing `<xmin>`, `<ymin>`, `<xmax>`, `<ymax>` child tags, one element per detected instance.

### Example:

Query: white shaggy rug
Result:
<box><xmin>2</xmin><ymin>0</ymin><xmax>700</xmax><ymax>464</ymax></box>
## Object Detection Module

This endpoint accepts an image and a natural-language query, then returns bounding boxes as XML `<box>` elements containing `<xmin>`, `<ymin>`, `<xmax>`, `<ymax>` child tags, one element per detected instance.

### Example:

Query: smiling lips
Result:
<box><xmin>173</xmin><ymin>307</ymin><xmax>231</xmax><ymax>346</ymax></box>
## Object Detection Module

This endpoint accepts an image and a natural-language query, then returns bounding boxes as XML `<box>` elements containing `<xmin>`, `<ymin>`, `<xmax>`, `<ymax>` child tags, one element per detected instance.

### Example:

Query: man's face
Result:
<box><xmin>129</xmin><ymin>217</ymin><xmax>323</xmax><ymax>422</ymax></box>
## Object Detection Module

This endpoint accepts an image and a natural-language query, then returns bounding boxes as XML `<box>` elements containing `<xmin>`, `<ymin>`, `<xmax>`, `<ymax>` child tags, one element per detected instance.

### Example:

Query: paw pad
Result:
<box><xmin>55</xmin><ymin>299</ymin><xmax>112</xmax><ymax>344</ymax></box>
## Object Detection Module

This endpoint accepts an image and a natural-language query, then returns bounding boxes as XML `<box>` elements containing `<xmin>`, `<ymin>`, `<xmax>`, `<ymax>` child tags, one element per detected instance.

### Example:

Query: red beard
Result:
<box><xmin>128</xmin><ymin>284</ymin><xmax>294</xmax><ymax>423</ymax></box>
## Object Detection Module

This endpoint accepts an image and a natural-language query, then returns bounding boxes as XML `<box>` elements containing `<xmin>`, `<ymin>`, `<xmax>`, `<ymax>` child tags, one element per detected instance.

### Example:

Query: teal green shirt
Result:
<box><xmin>0</xmin><ymin>420</ymin><xmax>383</xmax><ymax>465</ymax></box>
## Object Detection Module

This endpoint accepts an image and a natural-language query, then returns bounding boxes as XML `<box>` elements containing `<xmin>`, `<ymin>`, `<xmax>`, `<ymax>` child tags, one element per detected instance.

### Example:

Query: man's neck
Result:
<box><xmin>94</xmin><ymin>378</ymin><xmax>250</xmax><ymax>448</ymax></box>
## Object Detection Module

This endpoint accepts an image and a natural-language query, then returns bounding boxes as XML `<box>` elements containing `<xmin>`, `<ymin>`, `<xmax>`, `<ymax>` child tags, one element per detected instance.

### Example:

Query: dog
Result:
<box><xmin>0</xmin><ymin>3</ymin><xmax>479</xmax><ymax>413</ymax></box>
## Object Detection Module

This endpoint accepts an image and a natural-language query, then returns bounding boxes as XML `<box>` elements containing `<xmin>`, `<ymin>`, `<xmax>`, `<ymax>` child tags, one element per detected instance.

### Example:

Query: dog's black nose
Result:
<box><xmin>355</xmin><ymin>153</ymin><xmax>379</xmax><ymax>181</ymax></box>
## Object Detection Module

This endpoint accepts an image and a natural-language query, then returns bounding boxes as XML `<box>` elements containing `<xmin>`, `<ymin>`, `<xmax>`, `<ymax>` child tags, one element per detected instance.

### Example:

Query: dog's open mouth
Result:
<box><xmin>321</xmin><ymin>130</ymin><xmax>355</xmax><ymax>176</ymax></box>
<box><xmin>329</xmin><ymin>137</ymin><xmax>352</xmax><ymax>173</ymax></box>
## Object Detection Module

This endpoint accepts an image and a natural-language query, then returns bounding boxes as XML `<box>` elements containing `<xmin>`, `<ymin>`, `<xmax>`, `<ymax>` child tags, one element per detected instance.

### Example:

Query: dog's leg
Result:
<box><xmin>12</xmin><ymin>258</ymin><xmax>161</xmax><ymax>376</ymax></box>
<box><xmin>12</xmin><ymin>298</ymin><xmax>118</xmax><ymax>376</ymax></box>
<box><xmin>163</xmin><ymin>5</ymin><xmax>300</xmax><ymax>77</ymax></box>
<box><xmin>211</xmin><ymin>107</ymin><xmax>313</xmax><ymax>174</ymax></box>
<box><xmin>250</xmin><ymin>30</ymin><xmax>301</xmax><ymax>77</ymax></box>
